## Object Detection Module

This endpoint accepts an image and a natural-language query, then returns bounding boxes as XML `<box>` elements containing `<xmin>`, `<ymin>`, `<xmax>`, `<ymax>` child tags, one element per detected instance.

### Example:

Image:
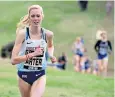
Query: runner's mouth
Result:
<box><xmin>34</xmin><ymin>22</ymin><xmax>39</xmax><ymax>25</ymax></box>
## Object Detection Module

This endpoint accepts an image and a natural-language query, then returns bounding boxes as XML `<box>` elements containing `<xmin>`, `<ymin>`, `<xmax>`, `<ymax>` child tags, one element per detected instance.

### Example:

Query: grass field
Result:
<box><xmin>0</xmin><ymin>59</ymin><xmax>114</xmax><ymax>97</ymax></box>
<box><xmin>0</xmin><ymin>1</ymin><xmax>114</xmax><ymax>97</ymax></box>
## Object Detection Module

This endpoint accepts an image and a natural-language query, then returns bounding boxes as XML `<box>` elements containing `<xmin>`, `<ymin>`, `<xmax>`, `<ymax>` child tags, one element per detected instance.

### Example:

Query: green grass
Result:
<box><xmin>0</xmin><ymin>1</ymin><xmax>114</xmax><ymax>97</ymax></box>
<box><xmin>0</xmin><ymin>61</ymin><xmax>114</xmax><ymax>97</ymax></box>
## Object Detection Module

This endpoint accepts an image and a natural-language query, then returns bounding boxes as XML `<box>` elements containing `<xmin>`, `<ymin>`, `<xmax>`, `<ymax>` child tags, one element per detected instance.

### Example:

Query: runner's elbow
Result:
<box><xmin>11</xmin><ymin>58</ymin><xmax>17</xmax><ymax>65</ymax></box>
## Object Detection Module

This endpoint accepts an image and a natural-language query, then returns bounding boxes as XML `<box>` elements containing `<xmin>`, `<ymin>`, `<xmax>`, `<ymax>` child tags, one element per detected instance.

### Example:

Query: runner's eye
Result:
<box><xmin>31</xmin><ymin>15</ymin><xmax>40</xmax><ymax>18</ymax></box>
<box><xmin>31</xmin><ymin>15</ymin><xmax>35</xmax><ymax>18</ymax></box>
<box><xmin>36</xmin><ymin>14</ymin><xmax>40</xmax><ymax>17</ymax></box>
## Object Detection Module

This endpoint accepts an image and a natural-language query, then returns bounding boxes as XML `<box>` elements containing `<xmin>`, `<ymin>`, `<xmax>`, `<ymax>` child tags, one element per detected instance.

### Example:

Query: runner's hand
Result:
<box><xmin>50</xmin><ymin>56</ymin><xmax>57</xmax><ymax>63</ymax></box>
<box><xmin>33</xmin><ymin>46</ymin><xmax>43</xmax><ymax>56</ymax></box>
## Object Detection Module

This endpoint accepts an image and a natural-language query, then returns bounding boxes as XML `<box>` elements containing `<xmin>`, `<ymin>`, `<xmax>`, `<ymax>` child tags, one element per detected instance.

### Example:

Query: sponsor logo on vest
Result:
<box><xmin>27</xmin><ymin>42</ymin><xmax>33</xmax><ymax>44</ymax></box>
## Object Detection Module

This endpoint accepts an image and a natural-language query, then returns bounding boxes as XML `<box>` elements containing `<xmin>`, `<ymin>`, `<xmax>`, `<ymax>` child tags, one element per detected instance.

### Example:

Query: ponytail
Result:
<box><xmin>17</xmin><ymin>14</ymin><xmax>29</xmax><ymax>29</ymax></box>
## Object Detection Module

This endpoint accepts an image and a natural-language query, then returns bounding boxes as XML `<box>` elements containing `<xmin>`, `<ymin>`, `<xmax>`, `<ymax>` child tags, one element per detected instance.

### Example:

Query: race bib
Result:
<box><xmin>24</xmin><ymin>47</ymin><xmax>44</xmax><ymax>70</ymax></box>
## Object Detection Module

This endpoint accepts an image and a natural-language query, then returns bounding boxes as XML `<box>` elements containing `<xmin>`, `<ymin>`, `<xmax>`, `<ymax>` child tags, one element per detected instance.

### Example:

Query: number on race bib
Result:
<box><xmin>24</xmin><ymin>47</ymin><xmax>45</xmax><ymax>70</ymax></box>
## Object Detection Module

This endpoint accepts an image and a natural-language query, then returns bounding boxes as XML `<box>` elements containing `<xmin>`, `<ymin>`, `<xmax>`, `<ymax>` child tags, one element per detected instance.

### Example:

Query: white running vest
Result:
<box><xmin>17</xmin><ymin>27</ymin><xmax>47</xmax><ymax>71</ymax></box>
<box><xmin>75</xmin><ymin>42</ymin><xmax>83</xmax><ymax>54</ymax></box>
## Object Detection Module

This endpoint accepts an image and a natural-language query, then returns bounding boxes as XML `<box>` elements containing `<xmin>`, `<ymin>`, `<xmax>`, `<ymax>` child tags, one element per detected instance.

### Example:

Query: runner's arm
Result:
<box><xmin>46</xmin><ymin>30</ymin><xmax>54</xmax><ymax>58</ymax></box>
<box><xmin>94</xmin><ymin>40</ymin><xmax>101</xmax><ymax>53</ymax></box>
<box><xmin>11</xmin><ymin>29</ymin><xmax>27</xmax><ymax>65</ymax></box>
<box><xmin>108</xmin><ymin>40</ymin><xmax>112</xmax><ymax>51</ymax></box>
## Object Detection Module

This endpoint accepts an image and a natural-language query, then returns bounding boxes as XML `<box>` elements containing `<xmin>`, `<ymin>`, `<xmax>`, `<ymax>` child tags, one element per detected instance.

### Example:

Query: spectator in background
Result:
<box><xmin>80</xmin><ymin>55</ymin><xmax>91</xmax><ymax>74</ymax></box>
<box><xmin>106</xmin><ymin>1</ymin><xmax>113</xmax><ymax>15</ymax></box>
<box><xmin>94</xmin><ymin>30</ymin><xmax>112</xmax><ymax>77</ymax></box>
<box><xmin>56</xmin><ymin>52</ymin><xmax>67</xmax><ymax>70</ymax></box>
<box><xmin>78</xmin><ymin>0</ymin><xmax>88</xmax><ymax>11</ymax></box>
<box><xmin>1</xmin><ymin>41</ymin><xmax>14</xmax><ymax>58</ymax></box>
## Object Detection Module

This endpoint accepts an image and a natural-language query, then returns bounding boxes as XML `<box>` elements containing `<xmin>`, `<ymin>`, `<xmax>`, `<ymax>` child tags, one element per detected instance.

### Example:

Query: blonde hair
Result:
<box><xmin>96</xmin><ymin>30</ymin><xmax>107</xmax><ymax>40</ymax></box>
<box><xmin>76</xmin><ymin>37</ymin><xmax>81</xmax><ymax>41</ymax></box>
<box><xmin>96</xmin><ymin>30</ymin><xmax>102</xmax><ymax>40</ymax></box>
<box><xmin>16</xmin><ymin>5</ymin><xmax>44</xmax><ymax>30</ymax></box>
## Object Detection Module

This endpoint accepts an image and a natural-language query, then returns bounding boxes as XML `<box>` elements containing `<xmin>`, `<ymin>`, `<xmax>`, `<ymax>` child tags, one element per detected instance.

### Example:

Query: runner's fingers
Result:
<box><xmin>34</xmin><ymin>48</ymin><xmax>43</xmax><ymax>55</ymax></box>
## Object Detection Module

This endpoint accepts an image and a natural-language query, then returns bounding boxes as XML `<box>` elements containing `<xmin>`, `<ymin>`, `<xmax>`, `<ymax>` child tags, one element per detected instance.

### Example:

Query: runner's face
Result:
<box><xmin>29</xmin><ymin>8</ymin><xmax>43</xmax><ymax>26</ymax></box>
<box><xmin>101</xmin><ymin>33</ymin><xmax>107</xmax><ymax>40</ymax></box>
